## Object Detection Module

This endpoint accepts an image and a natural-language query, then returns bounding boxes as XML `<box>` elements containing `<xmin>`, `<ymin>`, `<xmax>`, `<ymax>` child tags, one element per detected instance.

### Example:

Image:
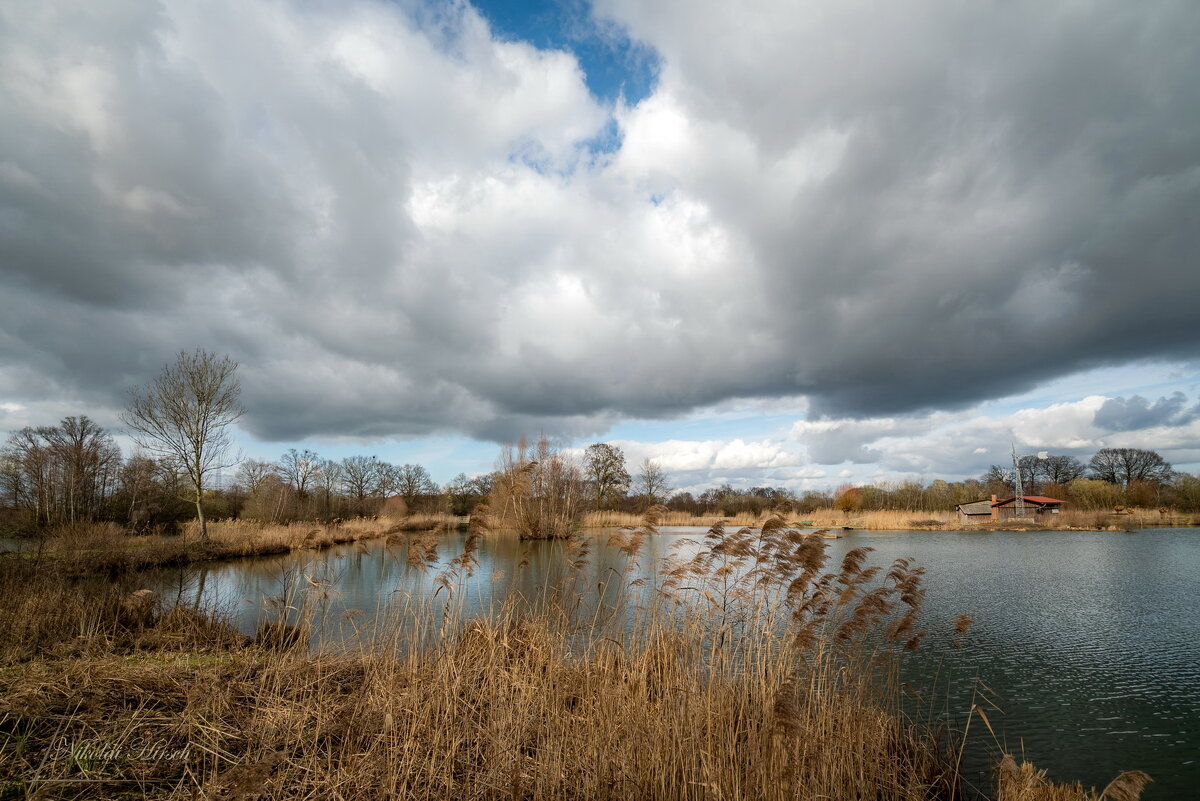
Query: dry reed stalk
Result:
<box><xmin>802</xmin><ymin>508</ymin><xmax>957</xmax><ymax>530</ymax></box>
<box><xmin>995</xmin><ymin>755</ymin><xmax>1152</xmax><ymax>801</ymax></box>
<box><xmin>1</xmin><ymin>609</ymin><xmax>955</xmax><ymax>800</ymax></box>
<box><xmin>0</xmin><ymin>511</ymin><xmax>1153</xmax><ymax>800</ymax></box>
<box><xmin>583</xmin><ymin>509</ymin><xmax>767</xmax><ymax>528</ymax></box>
<box><xmin>23</xmin><ymin>517</ymin><xmax>399</xmax><ymax>576</ymax></box>
<box><xmin>489</xmin><ymin>437</ymin><xmax>586</xmax><ymax>540</ymax></box>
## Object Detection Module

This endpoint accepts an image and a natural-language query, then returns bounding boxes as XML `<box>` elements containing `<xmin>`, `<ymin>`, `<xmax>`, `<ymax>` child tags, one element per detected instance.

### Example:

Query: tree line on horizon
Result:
<box><xmin>4</xmin><ymin>414</ymin><xmax>1199</xmax><ymax>536</ymax></box>
<box><xmin>2</xmin><ymin>349</ymin><xmax>1199</xmax><ymax>535</ymax></box>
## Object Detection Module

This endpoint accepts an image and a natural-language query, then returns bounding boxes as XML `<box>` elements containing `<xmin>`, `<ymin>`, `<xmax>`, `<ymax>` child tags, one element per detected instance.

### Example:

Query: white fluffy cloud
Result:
<box><xmin>790</xmin><ymin>393</ymin><xmax>1200</xmax><ymax>480</ymax></box>
<box><xmin>3</xmin><ymin>0</ymin><xmax>1199</xmax><ymax>449</ymax></box>
<box><xmin>612</xmin><ymin>438</ymin><xmax>798</xmax><ymax>472</ymax></box>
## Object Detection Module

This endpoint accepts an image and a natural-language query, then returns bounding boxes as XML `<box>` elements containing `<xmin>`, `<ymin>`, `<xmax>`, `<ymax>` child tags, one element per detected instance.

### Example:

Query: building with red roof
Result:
<box><xmin>955</xmin><ymin>494</ymin><xmax>1067</xmax><ymax>524</ymax></box>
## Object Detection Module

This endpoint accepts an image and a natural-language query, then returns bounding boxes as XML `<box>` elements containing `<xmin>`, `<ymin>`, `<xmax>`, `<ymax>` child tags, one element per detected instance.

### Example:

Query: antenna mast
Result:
<box><xmin>1011</xmin><ymin>443</ymin><xmax>1026</xmax><ymax>518</ymax></box>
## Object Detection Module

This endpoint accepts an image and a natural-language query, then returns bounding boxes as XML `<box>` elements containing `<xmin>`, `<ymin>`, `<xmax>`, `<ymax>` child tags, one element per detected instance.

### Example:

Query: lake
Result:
<box><xmin>148</xmin><ymin>526</ymin><xmax>1200</xmax><ymax>799</ymax></box>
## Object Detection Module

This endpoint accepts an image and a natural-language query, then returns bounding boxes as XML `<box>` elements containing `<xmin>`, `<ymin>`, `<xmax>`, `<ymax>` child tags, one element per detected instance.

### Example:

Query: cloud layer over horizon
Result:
<box><xmin>3</xmin><ymin>0</ymin><xmax>1199</xmax><ymax>456</ymax></box>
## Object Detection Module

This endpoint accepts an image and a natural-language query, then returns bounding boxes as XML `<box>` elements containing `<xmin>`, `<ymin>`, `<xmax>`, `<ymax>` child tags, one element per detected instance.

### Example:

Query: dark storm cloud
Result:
<box><xmin>3</xmin><ymin>0</ymin><xmax>1199</xmax><ymax>443</ymax></box>
<box><xmin>1093</xmin><ymin>392</ymin><xmax>1200</xmax><ymax>432</ymax></box>
<box><xmin>604</xmin><ymin>0</ymin><xmax>1200</xmax><ymax>419</ymax></box>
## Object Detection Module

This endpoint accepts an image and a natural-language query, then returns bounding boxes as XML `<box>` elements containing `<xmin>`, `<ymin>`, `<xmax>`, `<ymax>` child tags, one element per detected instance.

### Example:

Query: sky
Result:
<box><xmin>1</xmin><ymin>0</ymin><xmax>1199</xmax><ymax>495</ymax></box>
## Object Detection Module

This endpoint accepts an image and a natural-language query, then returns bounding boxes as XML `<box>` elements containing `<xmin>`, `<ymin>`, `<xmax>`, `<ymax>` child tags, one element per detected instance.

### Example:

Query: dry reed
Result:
<box><xmin>995</xmin><ymin>755</ymin><xmax>1151</xmax><ymax>801</ymax></box>
<box><xmin>15</xmin><ymin>517</ymin><xmax>401</xmax><ymax>575</ymax></box>
<box><xmin>584</xmin><ymin>509</ymin><xmax>768</xmax><ymax>528</ymax></box>
<box><xmin>490</xmin><ymin>437</ymin><xmax>586</xmax><ymax>539</ymax></box>
<box><xmin>0</xmin><ymin>512</ymin><xmax>1154</xmax><ymax>800</ymax></box>
<box><xmin>587</xmin><ymin>508</ymin><xmax>959</xmax><ymax>530</ymax></box>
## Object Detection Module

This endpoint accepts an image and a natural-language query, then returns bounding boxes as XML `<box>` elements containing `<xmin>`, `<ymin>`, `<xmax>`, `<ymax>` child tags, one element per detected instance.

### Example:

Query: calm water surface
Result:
<box><xmin>149</xmin><ymin>527</ymin><xmax>1200</xmax><ymax>798</ymax></box>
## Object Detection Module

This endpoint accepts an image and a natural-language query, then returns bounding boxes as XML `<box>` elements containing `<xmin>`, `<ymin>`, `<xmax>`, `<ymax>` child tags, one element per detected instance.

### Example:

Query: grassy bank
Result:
<box><xmin>584</xmin><ymin>509</ymin><xmax>769</xmax><ymax>528</ymax></box>
<box><xmin>584</xmin><ymin>507</ymin><xmax>1200</xmax><ymax>531</ymax></box>
<box><xmin>0</xmin><ymin>515</ymin><xmax>1153</xmax><ymax>800</ymax></box>
<box><xmin>2</xmin><ymin>611</ymin><xmax>952</xmax><ymax>800</ymax></box>
<box><xmin>2</xmin><ymin>517</ymin><xmax>406</xmax><ymax>575</ymax></box>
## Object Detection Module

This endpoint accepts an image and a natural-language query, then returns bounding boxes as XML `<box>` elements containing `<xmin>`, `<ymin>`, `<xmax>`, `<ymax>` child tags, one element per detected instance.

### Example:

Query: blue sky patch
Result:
<box><xmin>469</xmin><ymin>0</ymin><xmax>659</xmax><ymax>104</ymax></box>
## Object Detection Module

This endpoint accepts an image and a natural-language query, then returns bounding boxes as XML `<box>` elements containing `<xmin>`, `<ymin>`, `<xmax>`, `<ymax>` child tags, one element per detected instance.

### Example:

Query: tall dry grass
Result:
<box><xmin>1053</xmin><ymin>507</ymin><xmax>1200</xmax><ymax>530</ymax></box>
<box><xmin>386</xmin><ymin>512</ymin><xmax>468</xmax><ymax>531</ymax></box>
<box><xmin>995</xmin><ymin>755</ymin><xmax>1151</xmax><ymax>801</ymax></box>
<box><xmin>584</xmin><ymin>509</ymin><xmax>768</xmax><ymax>528</ymax></box>
<box><xmin>586</xmin><ymin>508</ymin><xmax>958</xmax><ymax>530</ymax></box>
<box><xmin>0</xmin><ymin>510</ymin><xmax>1153</xmax><ymax>800</ymax></box>
<box><xmin>490</xmin><ymin>436</ymin><xmax>587</xmax><ymax>539</ymax></box>
<box><xmin>582</xmin><ymin>506</ymin><xmax>1200</xmax><ymax>532</ymax></box>
<box><xmin>803</xmin><ymin>508</ymin><xmax>958</xmax><ymax>530</ymax></box>
<box><xmin>19</xmin><ymin>517</ymin><xmax>401</xmax><ymax>575</ymax></box>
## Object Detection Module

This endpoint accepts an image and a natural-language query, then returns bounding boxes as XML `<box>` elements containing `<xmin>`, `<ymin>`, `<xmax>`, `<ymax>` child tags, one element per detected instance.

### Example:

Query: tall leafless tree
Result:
<box><xmin>40</xmin><ymin>416</ymin><xmax>121</xmax><ymax>522</ymax></box>
<box><xmin>236</xmin><ymin>459</ymin><xmax>277</xmax><ymax>495</ymax></box>
<box><xmin>316</xmin><ymin>458</ymin><xmax>344</xmax><ymax>518</ymax></box>
<box><xmin>1</xmin><ymin>416</ymin><xmax>120</xmax><ymax>526</ymax></box>
<box><xmin>490</xmin><ymin>436</ymin><xmax>585</xmax><ymax>539</ymax></box>
<box><xmin>636</xmin><ymin>457</ymin><xmax>671</xmax><ymax>509</ymax></box>
<box><xmin>1089</xmin><ymin>447</ymin><xmax>1174</xmax><ymax>488</ymax></box>
<box><xmin>1041</xmin><ymin>454</ymin><xmax>1087</xmax><ymax>486</ymax></box>
<box><xmin>394</xmin><ymin>463</ymin><xmax>436</xmax><ymax>509</ymax></box>
<box><xmin>584</xmin><ymin>442</ymin><xmax>630</xmax><ymax>510</ymax></box>
<box><xmin>340</xmin><ymin>455</ymin><xmax>384</xmax><ymax>507</ymax></box>
<box><xmin>279</xmin><ymin>448</ymin><xmax>321</xmax><ymax>497</ymax></box>
<box><xmin>121</xmin><ymin>350</ymin><xmax>242</xmax><ymax>540</ymax></box>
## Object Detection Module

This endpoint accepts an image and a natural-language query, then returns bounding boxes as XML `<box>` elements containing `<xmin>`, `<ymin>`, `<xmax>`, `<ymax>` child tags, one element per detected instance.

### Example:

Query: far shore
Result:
<box><xmin>581</xmin><ymin>507</ymin><xmax>1200</xmax><ymax>532</ymax></box>
<box><xmin>3</xmin><ymin>508</ymin><xmax>1196</xmax><ymax>578</ymax></box>
<box><xmin>0</xmin><ymin>517</ymin><xmax>412</xmax><ymax>575</ymax></box>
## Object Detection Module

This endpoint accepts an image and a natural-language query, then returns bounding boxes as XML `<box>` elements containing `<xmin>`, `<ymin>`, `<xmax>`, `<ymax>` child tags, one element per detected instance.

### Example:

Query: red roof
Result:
<box><xmin>992</xmin><ymin>496</ymin><xmax>1066</xmax><ymax>506</ymax></box>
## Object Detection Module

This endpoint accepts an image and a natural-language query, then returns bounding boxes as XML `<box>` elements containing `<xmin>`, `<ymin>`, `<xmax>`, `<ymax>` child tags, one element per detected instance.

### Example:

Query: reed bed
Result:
<box><xmin>386</xmin><ymin>512</ymin><xmax>469</xmax><ymax>531</ymax></box>
<box><xmin>571</xmin><ymin>506</ymin><xmax>1200</xmax><ymax>532</ymax></box>
<box><xmin>586</xmin><ymin>509</ymin><xmax>957</xmax><ymax>530</ymax></box>
<box><xmin>583</xmin><ymin>509</ymin><xmax>771</xmax><ymax>528</ymax></box>
<box><xmin>803</xmin><ymin>509</ymin><xmax>958</xmax><ymax>530</ymax></box>
<box><xmin>995</xmin><ymin>755</ymin><xmax>1151</xmax><ymax>800</ymax></box>
<box><xmin>1053</xmin><ymin>508</ymin><xmax>1200</xmax><ymax>530</ymax></box>
<box><xmin>0</xmin><ymin>511</ymin><xmax>1152</xmax><ymax>800</ymax></box>
<box><xmin>11</xmin><ymin>517</ymin><xmax>401</xmax><ymax>575</ymax></box>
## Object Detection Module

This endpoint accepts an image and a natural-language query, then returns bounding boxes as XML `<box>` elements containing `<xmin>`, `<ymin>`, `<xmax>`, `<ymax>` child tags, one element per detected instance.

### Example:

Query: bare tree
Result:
<box><xmin>279</xmin><ymin>448</ymin><xmax>321</xmax><ymax>496</ymax></box>
<box><xmin>2</xmin><ymin>427</ymin><xmax>52</xmax><ymax>525</ymax></box>
<box><xmin>1</xmin><ymin>416</ymin><xmax>120</xmax><ymax>526</ymax></box>
<box><xmin>236</xmin><ymin>459</ymin><xmax>278</xmax><ymax>495</ymax></box>
<box><xmin>118</xmin><ymin>454</ymin><xmax>161</xmax><ymax>531</ymax></box>
<box><xmin>1015</xmin><ymin>455</ymin><xmax>1044</xmax><ymax>495</ymax></box>
<box><xmin>446</xmin><ymin>471</ymin><xmax>493</xmax><ymax>515</ymax></box>
<box><xmin>394</xmin><ymin>463</ymin><xmax>436</xmax><ymax>509</ymax></box>
<box><xmin>1041</xmin><ymin>454</ymin><xmax>1087</xmax><ymax>486</ymax></box>
<box><xmin>316</xmin><ymin>458</ymin><xmax>344</xmax><ymax>518</ymax></box>
<box><xmin>584</xmin><ymin>443</ymin><xmax>630</xmax><ymax>510</ymax></box>
<box><xmin>121</xmin><ymin>350</ymin><xmax>243</xmax><ymax>540</ymax></box>
<box><xmin>116</xmin><ymin>454</ymin><xmax>191</xmax><ymax>533</ymax></box>
<box><xmin>981</xmin><ymin>465</ymin><xmax>1013</xmax><ymax>496</ymax></box>
<box><xmin>490</xmin><ymin>436</ymin><xmax>585</xmax><ymax>539</ymax></box>
<box><xmin>1089</xmin><ymin>447</ymin><xmax>1174</xmax><ymax>488</ymax></box>
<box><xmin>636</xmin><ymin>457</ymin><xmax>671</xmax><ymax>509</ymax></box>
<box><xmin>340</xmin><ymin>455</ymin><xmax>384</xmax><ymax>505</ymax></box>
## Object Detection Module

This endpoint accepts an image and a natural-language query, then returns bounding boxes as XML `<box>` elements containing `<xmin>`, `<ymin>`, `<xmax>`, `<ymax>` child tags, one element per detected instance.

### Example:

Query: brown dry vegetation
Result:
<box><xmin>489</xmin><ymin>437</ymin><xmax>587</xmax><ymax>539</ymax></box>
<box><xmin>583</xmin><ymin>507</ymin><xmax>1199</xmax><ymax>532</ymax></box>
<box><xmin>7</xmin><ymin>517</ymin><xmax>402</xmax><ymax>575</ymax></box>
<box><xmin>584</xmin><ymin>509</ymin><xmax>770</xmax><ymax>528</ymax></box>
<box><xmin>995</xmin><ymin>756</ymin><xmax>1152</xmax><ymax>801</ymax></box>
<box><xmin>386</xmin><ymin>512</ymin><xmax>468</xmax><ymax>532</ymax></box>
<box><xmin>0</xmin><ymin>511</ymin><xmax>1153</xmax><ymax>800</ymax></box>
